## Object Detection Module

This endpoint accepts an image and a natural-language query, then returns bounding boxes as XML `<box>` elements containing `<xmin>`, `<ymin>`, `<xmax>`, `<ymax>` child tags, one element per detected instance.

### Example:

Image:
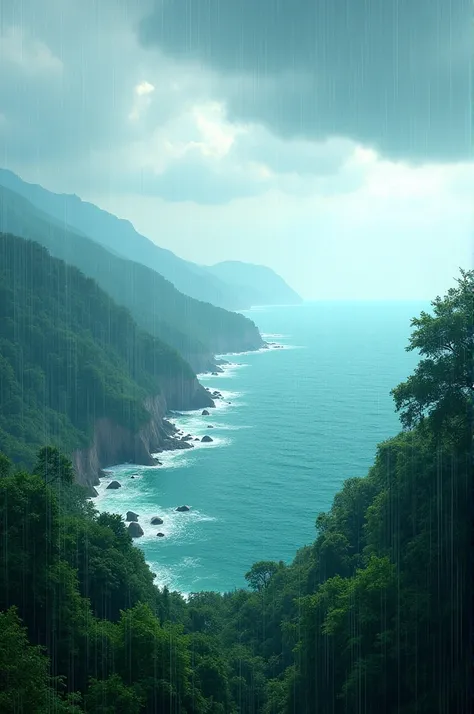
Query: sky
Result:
<box><xmin>0</xmin><ymin>0</ymin><xmax>472</xmax><ymax>300</ymax></box>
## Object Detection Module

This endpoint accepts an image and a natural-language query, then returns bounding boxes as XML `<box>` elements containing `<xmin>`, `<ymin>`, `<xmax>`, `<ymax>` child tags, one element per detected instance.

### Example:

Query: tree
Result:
<box><xmin>0</xmin><ymin>607</ymin><xmax>81</xmax><ymax>714</ymax></box>
<box><xmin>0</xmin><ymin>453</ymin><xmax>11</xmax><ymax>478</ymax></box>
<box><xmin>84</xmin><ymin>675</ymin><xmax>142</xmax><ymax>714</ymax></box>
<box><xmin>34</xmin><ymin>446</ymin><xmax>75</xmax><ymax>485</ymax></box>
<box><xmin>391</xmin><ymin>269</ymin><xmax>473</xmax><ymax>438</ymax></box>
<box><xmin>245</xmin><ymin>561</ymin><xmax>279</xmax><ymax>592</ymax></box>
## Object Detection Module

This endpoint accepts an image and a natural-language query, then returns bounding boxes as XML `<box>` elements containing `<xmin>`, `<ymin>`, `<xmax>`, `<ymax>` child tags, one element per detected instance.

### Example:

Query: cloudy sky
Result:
<box><xmin>0</xmin><ymin>0</ymin><xmax>472</xmax><ymax>299</ymax></box>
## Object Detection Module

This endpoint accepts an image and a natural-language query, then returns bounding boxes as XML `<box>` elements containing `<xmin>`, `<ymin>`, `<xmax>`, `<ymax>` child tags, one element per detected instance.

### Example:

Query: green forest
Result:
<box><xmin>0</xmin><ymin>233</ymin><xmax>198</xmax><ymax>469</ymax></box>
<box><xmin>0</xmin><ymin>185</ymin><xmax>263</xmax><ymax>372</ymax></box>
<box><xmin>0</xmin><ymin>270</ymin><xmax>471</xmax><ymax>712</ymax></box>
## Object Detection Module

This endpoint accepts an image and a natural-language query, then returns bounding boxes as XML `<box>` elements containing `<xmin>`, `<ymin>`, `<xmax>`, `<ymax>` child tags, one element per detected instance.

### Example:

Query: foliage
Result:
<box><xmin>0</xmin><ymin>184</ymin><xmax>263</xmax><ymax>370</ymax></box>
<box><xmin>0</xmin><ymin>271</ymin><xmax>470</xmax><ymax>713</ymax></box>
<box><xmin>0</xmin><ymin>232</ymin><xmax>193</xmax><ymax>469</ymax></box>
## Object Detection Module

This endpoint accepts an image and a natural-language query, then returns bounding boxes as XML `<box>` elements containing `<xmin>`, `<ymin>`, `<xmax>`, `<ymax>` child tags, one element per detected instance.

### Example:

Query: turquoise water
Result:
<box><xmin>96</xmin><ymin>301</ymin><xmax>425</xmax><ymax>594</ymax></box>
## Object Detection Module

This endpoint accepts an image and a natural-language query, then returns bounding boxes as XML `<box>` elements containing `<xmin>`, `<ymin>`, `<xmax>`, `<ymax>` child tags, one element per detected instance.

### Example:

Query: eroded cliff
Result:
<box><xmin>73</xmin><ymin>378</ymin><xmax>214</xmax><ymax>493</ymax></box>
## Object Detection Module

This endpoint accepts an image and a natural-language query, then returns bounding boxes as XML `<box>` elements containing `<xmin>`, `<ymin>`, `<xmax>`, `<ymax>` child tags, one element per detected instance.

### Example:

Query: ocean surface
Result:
<box><xmin>96</xmin><ymin>301</ymin><xmax>425</xmax><ymax>595</ymax></box>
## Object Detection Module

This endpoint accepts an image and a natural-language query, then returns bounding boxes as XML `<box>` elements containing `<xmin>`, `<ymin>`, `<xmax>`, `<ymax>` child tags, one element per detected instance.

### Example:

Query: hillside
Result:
<box><xmin>0</xmin><ymin>185</ymin><xmax>263</xmax><ymax>372</ymax></box>
<box><xmin>0</xmin><ymin>168</ymin><xmax>247</xmax><ymax>309</ymax></box>
<box><xmin>208</xmin><ymin>260</ymin><xmax>303</xmax><ymax>306</ymax></box>
<box><xmin>0</xmin><ymin>233</ymin><xmax>213</xmax><ymax>487</ymax></box>
<box><xmin>0</xmin><ymin>272</ymin><xmax>470</xmax><ymax>713</ymax></box>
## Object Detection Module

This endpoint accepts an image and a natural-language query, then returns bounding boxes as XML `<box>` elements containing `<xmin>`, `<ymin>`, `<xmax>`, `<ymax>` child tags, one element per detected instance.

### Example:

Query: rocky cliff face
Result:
<box><xmin>73</xmin><ymin>378</ymin><xmax>214</xmax><ymax>494</ymax></box>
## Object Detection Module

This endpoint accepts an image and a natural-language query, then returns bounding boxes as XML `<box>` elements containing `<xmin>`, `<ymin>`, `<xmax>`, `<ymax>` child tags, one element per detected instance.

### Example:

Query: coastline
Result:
<box><xmin>92</xmin><ymin>339</ymin><xmax>289</xmax><ymax>594</ymax></box>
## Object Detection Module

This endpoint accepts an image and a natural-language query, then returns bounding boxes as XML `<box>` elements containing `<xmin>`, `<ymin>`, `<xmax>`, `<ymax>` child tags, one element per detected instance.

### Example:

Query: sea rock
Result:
<box><xmin>128</xmin><ymin>522</ymin><xmax>144</xmax><ymax>538</ymax></box>
<box><xmin>156</xmin><ymin>532</ymin><xmax>165</xmax><ymax>537</ymax></box>
<box><xmin>126</xmin><ymin>511</ymin><xmax>139</xmax><ymax>522</ymax></box>
<box><xmin>202</xmin><ymin>409</ymin><xmax>210</xmax><ymax>416</ymax></box>
<box><xmin>201</xmin><ymin>435</ymin><xmax>213</xmax><ymax>443</ymax></box>
<box><xmin>151</xmin><ymin>516</ymin><xmax>164</xmax><ymax>525</ymax></box>
<box><xmin>194</xmin><ymin>438</ymin><xmax>200</xmax><ymax>441</ymax></box>
<box><xmin>207</xmin><ymin>425</ymin><xmax>214</xmax><ymax>429</ymax></box>
<box><xmin>162</xmin><ymin>439</ymin><xmax>194</xmax><ymax>451</ymax></box>
<box><xmin>130</xmin><ymin>476</ymin><xmax>135</xmax><ymax>479</ymax></box>
<box><xmin>176</xmin><ymin>505</ymin><xmax>191</xmax><ymax>512</ymax></box>
<box><xmin>106</xmin><ymin>480</ymin><xmax>121</xmax><ymax>490</ymax></box>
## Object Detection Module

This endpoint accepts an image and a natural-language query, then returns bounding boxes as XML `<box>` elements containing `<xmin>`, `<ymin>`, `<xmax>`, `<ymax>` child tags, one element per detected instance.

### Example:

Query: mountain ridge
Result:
<box><xmin>0</xmin><ymin>183</ymin><xmax>264</xmax><ymax>373</ymax></box>
<box><xmin>0</xmin><ymin>232</ymin><xmax>214</xmax><ymax>491</ymax></box>
<box><xmin>0</xmin><ymin>168</ymin><xmax>303</xmax><ymax>311</ymax></box>
<box><xmin>207</xmin><ymin>259</ymin><xmax>303</xmax><ymax>307</ymax></box>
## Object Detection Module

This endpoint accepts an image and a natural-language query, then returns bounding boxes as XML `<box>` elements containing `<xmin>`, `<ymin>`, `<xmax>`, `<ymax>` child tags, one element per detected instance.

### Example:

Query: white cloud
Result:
<box><xmin>0</xmin><ymin>26</ymin><xmax>63</xmax><ymax>75</ymax></box>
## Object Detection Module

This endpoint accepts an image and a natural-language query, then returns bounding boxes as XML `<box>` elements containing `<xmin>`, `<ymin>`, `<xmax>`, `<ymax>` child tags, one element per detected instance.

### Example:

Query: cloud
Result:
<box><xmin>0</xmin><ymin>0</ymin><xmax>471</xmax><ymax>301</ymax></box>
<box><xmin>0</xmin><ymin>25</ymin><xmax>63</xmax><ymax>75</ymax></box>
<box><xmin>138</xmin><ymin>0</ymin><xmax>472</xmax><ymax>163</ymax></box>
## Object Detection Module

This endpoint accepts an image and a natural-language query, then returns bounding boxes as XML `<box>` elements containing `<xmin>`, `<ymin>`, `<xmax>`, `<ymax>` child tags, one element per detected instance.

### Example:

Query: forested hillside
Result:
<box><xmin>0</xmin><ymin>271</ymin><xmax>470</xmax><ymax>712</ymax></box>
<box><xmin>0</xmin><ymin>169</ymin><xmax>245</xmax><ymax>310</ymax></box>
<box><xmin>0</xmin><ymin>233</ymin><xmax>211</xmax><ymax>475</ymax></box>
<box><xmin>0</xmin><ymin>184</ymin><xmax>263</xmax><ymax>372</ymax></box>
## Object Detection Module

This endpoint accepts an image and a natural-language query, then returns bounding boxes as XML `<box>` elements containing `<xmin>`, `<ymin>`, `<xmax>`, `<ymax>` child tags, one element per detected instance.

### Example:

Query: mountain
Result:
<box><xmin>0</xmin><ymin>168</ymin><xmax>247</xmax><ymax>309</ymax></box>
<box><xmin>207</xmin><ymin>260</ymin><xmax>303</xmax><ymax>306</ymax></box>
<box><xmin>0</xmin><ymin>232</ymin><xmax>213</xmax><ymax>489</ymax></box>
<box><xmin>0</xmin><ymin>184</ymin><xmax>263</xmax><ymax>372</ymax></box>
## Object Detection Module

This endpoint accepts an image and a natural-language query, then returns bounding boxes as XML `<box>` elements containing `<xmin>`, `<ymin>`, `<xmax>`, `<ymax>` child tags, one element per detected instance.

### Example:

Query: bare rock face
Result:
<box><xmin>156</xmin><ymin>532</ymin><xmax>165</xmax><ymax>538</ymax></box>
<box><xmin>201</xmin><ymin>435</ymin><xmax>213</xmax><ymax>443</ymax></box>
<box><xmin>106</xmin><ymin>480</ymin><xmax>121</xmax><ymax>489</ymax></box>
<box><xmin>202</xmin><ymin>409</ymin><xmax>210</xmax><ymax>416</ymax></box>
<box><xmin>126</xmin><ymin>511</ymin><xmax>139</xmax><ymax>522</ymax></box>
<box><xmin>176</xmin><ymin>505</ymin><xmax>190</xmax><ymax>512</ymax></box>
<box><xmin>151</xmin><ymin>516</ymin><xmax>164</xmax><ymax>525</ymax></box>
<box><xmin>128</xmin><ymin>522</ymin><xmax>144</xmax><ymax>538</ymax></box>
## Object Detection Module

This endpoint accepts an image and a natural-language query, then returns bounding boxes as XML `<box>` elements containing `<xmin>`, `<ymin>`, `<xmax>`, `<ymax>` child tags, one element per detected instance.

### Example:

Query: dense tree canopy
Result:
<box><xmin>0</xmin><ymin>233</ymin><xmax>194</xmax><ymax>469</ymax></box>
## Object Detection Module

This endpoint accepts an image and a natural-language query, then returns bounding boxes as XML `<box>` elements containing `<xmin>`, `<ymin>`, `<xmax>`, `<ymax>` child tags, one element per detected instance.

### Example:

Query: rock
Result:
<box><xmin>202</xmin><ymin>409</ymin><xmax>210</xmax><ymax>416</ymax></box>
<box><xmin>201</xmin><ymin>435</ymin><xmax>213</xmax><ymax>443</ymax></box>
<box><xmin>181</xmin><ymin>434</ymin><xmax>193</xmax><ymax>441</ymax></box>
<box><xmin>212</xmin><ymin>372</ymin><xmax>219</xmax><ymax>376</ymax></box>
<box><xmin>130</xmin><ymin>476</ymin><xmax>135</xmax><ymax>479</ymax></box>
<box><xmin>194</xmin><ymin>438</ymin><xmax>200</xmax><ymax>441</ymax></box>
<box><xmin>156</xmin><ymin>532</ymin><xmax>165</xmax><ymax>537</ymax></box>
<box><xmin>176</xmin><ymin>505</ymin><xmax>191</xmax><ymax>512</ymax></box>
<box><xmin>106</xmin><ymin>480</ymin><xmax>121</xmax><ymax>490</ymax></box>
<box><xmin>128</xmin><ymin>522</ymin><xmax>144</xmax><ymax>538</ymax></box>
<box><xmin>162</xmin><ymin>439</ymin><xmax>194</xmax><ymax>451</ymax></box>
<box><xmin>126</xmin><ymin>511</ymin><xmax>139</xmax><ymax>522</ymax></box>
<box><xmin>207</xmin><ymin>425</ymin><xmax>214</xmax><ymax>428</ymax></box>
<box><xmin>151</xmin><ymin>516</ymin><xmax>164</xmax><ymax>525</ymax></box>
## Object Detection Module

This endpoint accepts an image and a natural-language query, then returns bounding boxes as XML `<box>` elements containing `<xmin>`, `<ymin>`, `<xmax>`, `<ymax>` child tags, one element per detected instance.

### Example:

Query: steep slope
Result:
<box><xmin>0</xmin><ymin>168</ymin><xmax>246</xmax><ymax>309</ymax></box>
<box><xmin>207</xmin><ymin>260</ymin><xmax>303</xmax><ymax>306</ymax></box>
<box><xmin>0</xmin><ymin>233</ymin><xmax>213</xmax><ymax>488</ymax></box>
<box><xmin>0</xmin><ymin>185</ymin><xmax>264</xmax><ymax>372</ymax></box>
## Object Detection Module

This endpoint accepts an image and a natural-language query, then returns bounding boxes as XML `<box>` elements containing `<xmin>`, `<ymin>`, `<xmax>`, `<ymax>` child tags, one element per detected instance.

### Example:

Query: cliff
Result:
<box><xmin>73</xmin><ymin>379</ymin><xmax>214</xmax><ymax>494</ymax></box>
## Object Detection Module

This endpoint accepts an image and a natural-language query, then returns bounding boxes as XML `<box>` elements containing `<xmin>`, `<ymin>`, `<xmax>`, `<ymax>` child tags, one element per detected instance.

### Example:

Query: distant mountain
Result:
<box><xmin>207</xmin><ymin>261</ymin><xmax>303</xmax><ymax>306</ymax></box>
<box><xmin>0</xmin><ymin>185</ymin><xmax>263</xmax><ymax>372</ymax></box>
<box><xmin>0</xmin><ymin>169</ymin><xmax>245</xmax><ymax>310</ymax></box>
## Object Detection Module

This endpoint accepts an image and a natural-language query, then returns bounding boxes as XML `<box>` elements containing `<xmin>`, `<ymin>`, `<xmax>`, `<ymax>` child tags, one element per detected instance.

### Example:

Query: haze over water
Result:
<box><xmin>97</xmin><ymin>302</ymin><xmax>424</xmax><ymax>594</ymax></box>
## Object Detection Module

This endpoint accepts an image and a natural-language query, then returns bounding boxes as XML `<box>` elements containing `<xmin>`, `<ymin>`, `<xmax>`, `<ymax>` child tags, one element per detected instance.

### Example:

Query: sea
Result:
<box><xmin>95</xmin><ymin>301</ymin><xmax>425</xmax><ymax>595</ymax></box>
